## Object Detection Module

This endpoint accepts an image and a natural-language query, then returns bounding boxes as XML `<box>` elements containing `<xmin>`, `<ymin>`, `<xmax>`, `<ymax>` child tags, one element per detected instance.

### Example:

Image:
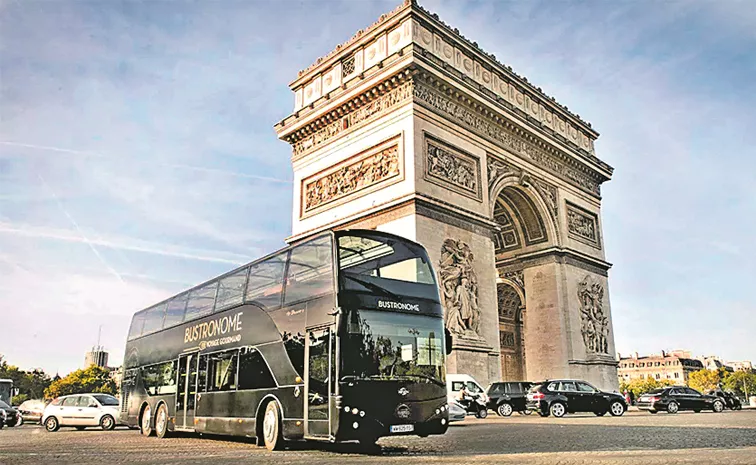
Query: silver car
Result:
<box><xmin>42</xmin><ymin>393</ymin><xmax>121</xmax><ymax>432</ymax></box>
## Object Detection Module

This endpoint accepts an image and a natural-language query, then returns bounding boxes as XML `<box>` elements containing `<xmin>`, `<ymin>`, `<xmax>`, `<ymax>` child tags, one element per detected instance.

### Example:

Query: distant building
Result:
<box><xmin>84</xmin><ymin>346</ymin><xmax>109</xmax><ymax>368</ymax></box>
<box><xmin>726</xmin><ymin>360</ymin><xmax>754</xmax><ymax>372</ymax></box>
<box><xmin>617</xmin><ymin>351</ymin><xmax>703</xmax><ymax>384</ymax></box>
<box><xmin>698</xmin><ymin>355</ymin><xmax>734</xmax><ymax>372</ymax></box>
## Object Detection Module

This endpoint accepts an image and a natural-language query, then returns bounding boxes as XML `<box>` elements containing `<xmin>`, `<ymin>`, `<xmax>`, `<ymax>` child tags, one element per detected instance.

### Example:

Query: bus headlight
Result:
<box><xmin>441</xmin><ymin>418</ymin><xmax>447</xmax><ymax>425</ymax></box>
<box><xmin>435</xmin><ymin>409</ymin><xmax>440</xmax><ymax>415</ymax></box>
<box><xmin>352</xmin><ymin>422</ymin><xmax>359</xmax><ymax>429</ymax></box>
<box><xmin>359</xmin><ymin>411</ymin><xmax>365</xmax><ymax>417</ymax></box>
<box><xmin>344</xmin><ymin>406</ymin><xmax>350</xmax><ymax>412</ymax></box>
<box><xmin>351</xmin><ymin>408</ymin><xmax>358</xmax><ymax>415</ymax></box>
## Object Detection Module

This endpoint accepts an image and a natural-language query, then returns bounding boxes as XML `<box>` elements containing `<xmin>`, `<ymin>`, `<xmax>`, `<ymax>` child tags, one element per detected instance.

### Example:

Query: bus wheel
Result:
<box><xmin>155</xmin><ymin>404</ymin><xmax>169</xmax><ymax>438</ymax></box>
<box><xmin>140</xmin><ymin>405</ymin><xmax>153</xmax><ymax>436</ymax></box>
<box><xmin>262</xmin><ymin>402</ymin><xmax>283</xmax><ymax>451</ymax></box>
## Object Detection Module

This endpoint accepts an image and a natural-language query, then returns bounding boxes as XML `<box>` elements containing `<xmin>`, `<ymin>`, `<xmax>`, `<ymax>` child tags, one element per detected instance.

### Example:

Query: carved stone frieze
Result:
<box><xmin>532</xmin><ymin>178</ymin><xmax>558</xmax><ymax>220</ymax></box>
<box><xmin>439</xmin><ymin>238</ymin><xmax>481</xmax><ymax>338</ymax></box>
<box><xmin>577</xmin><ymin>275</ymin><xmax>609</xmax><ymax>355</ymax></box>
<box><xmin>500</xmin><ymin>331</ymin><xmax>515</xmax><ymax>348</ymax></box>
<box><xmin>424</xmin><ymin>135</ymin><xmax>482</xmax><ymax>201</ymax></box>
<box><xmin>292</xmin><ymin>80</ymin><xmax>414</xmax><ymax>158</ymax></box>
<box><xmin>301</xmin><ymin>137</ymin><xmax>401</xmax><ymax>216</ymax></box>
<box><xmin>413</xmin><ymin>81</ymin><xmax>602</xmax><ymax>196</ymax></box>
<box><xmin>566</xmin><ymin>201</ymin><xmax>600</xmax><ymax>248</ymax></box>
<box><xmin>486</xmin><ymin>156</ymin><xmax>519</xmax><ymax>189</ymax></box>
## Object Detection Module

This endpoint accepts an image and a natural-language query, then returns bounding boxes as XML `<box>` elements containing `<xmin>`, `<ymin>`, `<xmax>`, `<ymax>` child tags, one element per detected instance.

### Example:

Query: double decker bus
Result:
<box><xmin>120</xmin><ymin>230</ymin><xmax>450</xmax><ymax>449</ymax></box>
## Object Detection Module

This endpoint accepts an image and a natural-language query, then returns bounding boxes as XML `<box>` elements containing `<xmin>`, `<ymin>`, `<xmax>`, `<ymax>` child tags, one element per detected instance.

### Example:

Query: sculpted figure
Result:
<box><xmin>578</xmin><ymin>275</ymin><xmax>608</xmax><ymax>354</ymax></box>
<box><xmin>439</xmin><ymin>239</ymin><xmax>481</xmax><ymax>338</ymax></box>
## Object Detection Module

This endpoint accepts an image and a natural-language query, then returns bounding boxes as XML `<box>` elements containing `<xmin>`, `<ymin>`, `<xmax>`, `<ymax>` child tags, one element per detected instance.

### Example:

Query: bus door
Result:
<box><xmin>304</xmin><ymin>326</ymin><xmax>334</xmax><ymax>438</ymax></box>
<box><xmin>176</xmin><ymin>352</ymin><xmax>199</xmax><ymax>429</ymax></box>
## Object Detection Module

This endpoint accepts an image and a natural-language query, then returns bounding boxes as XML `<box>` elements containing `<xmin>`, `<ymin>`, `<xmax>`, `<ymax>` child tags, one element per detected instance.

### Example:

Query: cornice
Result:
<box><xmin>291</xmin><ymin>0</ymin><xmax>597</xmax><ymax>137</ymax></box>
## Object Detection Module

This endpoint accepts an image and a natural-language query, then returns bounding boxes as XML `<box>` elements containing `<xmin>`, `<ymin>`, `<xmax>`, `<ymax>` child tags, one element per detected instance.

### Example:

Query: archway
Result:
<box><xmin>491</xmin><ymin>183</ymin><xmax>556</xmax><ymax>382</ymax></box>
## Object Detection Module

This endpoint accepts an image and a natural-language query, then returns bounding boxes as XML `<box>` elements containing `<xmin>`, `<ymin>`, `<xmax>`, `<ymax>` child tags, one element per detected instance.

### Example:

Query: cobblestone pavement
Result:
<box><xmin>2</xmin><ymin>410</ymin><xmax>755</xmax><ymax>465</ymax></box>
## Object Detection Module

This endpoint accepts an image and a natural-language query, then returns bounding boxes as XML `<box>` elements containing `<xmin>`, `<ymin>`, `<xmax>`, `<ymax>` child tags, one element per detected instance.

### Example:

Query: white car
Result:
<box><xmin>42</xmin><ymin>393</ymin><xmax>121</xmax><ymax>432</ymax></box>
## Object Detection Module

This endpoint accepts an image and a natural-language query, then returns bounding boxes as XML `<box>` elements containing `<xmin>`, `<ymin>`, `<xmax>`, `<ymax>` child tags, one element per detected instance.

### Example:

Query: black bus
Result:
<box><xmin>120</xmin><ymin>229</ymin><xmax>449</xmax><ymax>449</ymax></box>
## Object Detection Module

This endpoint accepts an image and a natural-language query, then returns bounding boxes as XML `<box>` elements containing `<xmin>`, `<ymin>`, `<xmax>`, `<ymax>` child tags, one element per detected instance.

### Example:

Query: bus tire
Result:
<box><xmin>155</xmin><ymin>403</ymin><xmax>170</xmax><ymax>439</ymax></box>
<box><xmin>261</xmin><ymin>401</ymin><xmax>283</xmax><ymax>451</ymax></box>
<box><xmin>140</xmin><ymin>404</ymin><xmax>153</xmax><ymax>436</ymax></box>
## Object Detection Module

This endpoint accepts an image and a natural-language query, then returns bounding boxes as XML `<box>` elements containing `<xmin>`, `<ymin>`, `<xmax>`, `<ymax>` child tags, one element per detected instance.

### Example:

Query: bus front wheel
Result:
<box><xmin>261</xmin><ymin>402</ymin><xmax>283</xmax><ymax>451</ymax></box>
<box><xmin>140</xmin><ymin>404</ymin><xmax>153</xmax><ymax>436</ymax></box>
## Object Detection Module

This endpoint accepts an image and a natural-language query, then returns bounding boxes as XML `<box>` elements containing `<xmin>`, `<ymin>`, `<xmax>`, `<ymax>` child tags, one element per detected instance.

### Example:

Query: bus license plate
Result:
<box><xmin>390</xmin><ymin>424</ymin><xmax>414</xmax><ymax>433</ymax></box>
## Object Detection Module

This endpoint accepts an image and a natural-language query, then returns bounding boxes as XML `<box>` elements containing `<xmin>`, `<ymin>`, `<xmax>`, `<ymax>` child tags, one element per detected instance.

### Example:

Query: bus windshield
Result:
<box><xmin>341</xmin><ymin>310</ymin><xmax>445</xmax><ymax>385</ymax></box>
<box><xmin>337</xmin><ymin>232</ymin><xmax>438</xmax><ymax>300</ymax></box>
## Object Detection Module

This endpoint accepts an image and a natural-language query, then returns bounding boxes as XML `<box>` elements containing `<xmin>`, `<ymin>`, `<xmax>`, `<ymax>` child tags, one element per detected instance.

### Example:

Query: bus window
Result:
<box><xmin>246</xmin><ymin>253</ymin><xmax>287</xmax><ymax>310</ymax></box>
<box><xmin>142</xmin><ymin>361</ymin><xmax>178</xmax><ymax>396</ymax></box>
<box><xmin>127</xmin><ymin>312</ymin><xmax>145</xmax><ymax>340</ymax></box>
<box><xmin>215</xmin><ymin>267</ymin><xmax>248</xmax><ymax>311</ymax></box>
<box><xmin>238</xmin><ymin>348</ymin><xmax>276</xmax><ymax>390</ymax></box>
<box><xmin>141</xmin><ymin>304</ymin><xmax>166</xmax><ymax>336</ymax></box>
<box><xmin>164</xmin><ymin>294</ymin><xmax>188</xmax><ymax>328</ymax></box>
<box><xmin>208</xmin><ymin>350</ymin><xmax>238</xmax><ymax>392</ymax></box>
<box><xmin>284</xmin><ymin>235</ymin><xmax>333</xmax><ymax>305</ymax></box>
<box><xmin>185</xmin><ymin>283</ymin><xmax>218</xmax><ymax>322</ymax></box>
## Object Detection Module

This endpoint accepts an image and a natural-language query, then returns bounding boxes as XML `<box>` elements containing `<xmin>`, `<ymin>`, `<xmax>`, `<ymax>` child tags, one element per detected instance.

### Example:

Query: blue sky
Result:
<box><xmin>1</xmin><ymin>0</ymin><xmax>754</xmax><ymax>375</ymax></box>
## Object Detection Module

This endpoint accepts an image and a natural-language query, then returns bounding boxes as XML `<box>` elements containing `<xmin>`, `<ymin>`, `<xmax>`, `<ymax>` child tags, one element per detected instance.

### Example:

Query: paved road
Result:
<box><xmin>2</xmin><ymin>410</ymin><xmax>755</xmax><ymax>464</ymax></box>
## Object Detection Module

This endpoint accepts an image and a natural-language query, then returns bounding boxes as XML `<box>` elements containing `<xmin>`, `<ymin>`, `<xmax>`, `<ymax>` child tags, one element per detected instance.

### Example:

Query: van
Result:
<box><xmin>446</xmin><ymin>374</ymin><xmax>488</xmax><ymax>404</ymax></box>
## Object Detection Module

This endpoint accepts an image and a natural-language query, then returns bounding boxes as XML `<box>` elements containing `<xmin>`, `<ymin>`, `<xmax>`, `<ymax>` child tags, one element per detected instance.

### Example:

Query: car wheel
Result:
<box><xmin>666</xmin><ymin>401</ymin><xmax>679</xmax><ymax>414</ymax></box>
<box><xmin>476</xmin><ymin>408</ymin><xmax>488</xmax><ymax>419</ymax></box>
<box><xmin>712</xmin><ymin>400</ymin><xmax>724</xmax><ymax>413</ymax></box>
<box><xmin>521</xmin><ymin>409</ymin><xmax>532</xmax><ymax>415</ymax></box>
<box><xmin>497</xmin><ymin>403</ymin><xmax>513</xmax><ymax>417</ymax></box>
<box><xmin>610</xmin><ymin>401</ymin><xmax>625</xmax><ymax>417</ymax></box>
<box><xmin>100</xmin><ymin>414</ymin><xmax>116</xmax><ymax>431</ymax></box>
<box><xmin>549</xmin><ymin>402</ymin><xmax>566</xmax><ymax>418</ymax></box>
<box><xmin>140</xmin><ymin>404</ymin><xmax>153</xmax><ymax>436</ymax></box>
<box><xmin>262</xmin><ymin>401</ymin><xmax>283</xmax><ymax>451</ymax></box>
<box><xmin>594</xmin><ymin>410</ymin><xmax>606</xmax><ymax>416</ymax></box>
<box><xmin>155</xmin><ymin>404</ymin><xmax>169</xmax><ymax>438</ymax></box>
<box><xmin>44</xmin><ymin>416</ymin><xmax>60</xmax><ymax>432</ymax></box>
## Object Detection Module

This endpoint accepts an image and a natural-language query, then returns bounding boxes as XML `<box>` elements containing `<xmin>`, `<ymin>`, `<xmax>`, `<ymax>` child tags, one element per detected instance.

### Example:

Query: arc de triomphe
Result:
<box><xmin>275</xmin><ymin>0</ymin><xmax>618</xmax><ymax>390</ymax></box>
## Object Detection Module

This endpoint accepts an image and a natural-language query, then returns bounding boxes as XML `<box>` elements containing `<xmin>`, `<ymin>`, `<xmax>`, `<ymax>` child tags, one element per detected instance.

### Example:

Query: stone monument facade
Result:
<box><xmin>275</xmin><ymin>0</ymin><xmax>618</xmax><ymax>390</ymax></box>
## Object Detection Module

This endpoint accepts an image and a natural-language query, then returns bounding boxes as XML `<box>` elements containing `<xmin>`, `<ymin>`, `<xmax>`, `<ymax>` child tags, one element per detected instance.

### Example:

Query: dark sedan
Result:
<box><xmin>486</xmin><ymin>381</ymin><xmax>533</xmax><ymax>416</ymax></box>
<box><xmin>636</xmin><ymin>386</ymin><xmax>725</xmax><ymax>414</ymax></box>
<box><xmin>526</xmin><ymin>379</ymin><xmax>627</xmax><ymax>418</ymax></box>
<box><xmin>0</xmin><ymin>399</ymin><xmax>21</xmax><ymax>427</ymax></box>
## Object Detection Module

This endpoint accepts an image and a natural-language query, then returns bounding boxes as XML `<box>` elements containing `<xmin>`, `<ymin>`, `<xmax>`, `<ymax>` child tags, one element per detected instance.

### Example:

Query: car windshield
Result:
<box><xmin>92</xmin><ymin>394</ymin><xmax>119</xmax><ymax>406</ymax></box>
<box><xmin>341</xmin><ymin>309</ymin><xmax>445</xmax><ymax>385</ymax></box>
<box><xmin>0</xmin><ymin>400</ymin><xmax>9</xmax><ymax>408</ymax></box>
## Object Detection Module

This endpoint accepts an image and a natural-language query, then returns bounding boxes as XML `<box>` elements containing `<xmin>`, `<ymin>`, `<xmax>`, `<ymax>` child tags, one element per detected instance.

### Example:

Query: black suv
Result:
<box><xmin>526</xmin><ymin>379</ymin><xmax>627</xmax><ymax>418</ymax></box>
<box><xmin>636</xmin><ymin>386</ymin><xmax>725</xmax><ymax>414</ymax></box>
<box><xmin>486</xmin><ymin>381</ymin><xmax>533</xmax><ymax>416</ymax></box>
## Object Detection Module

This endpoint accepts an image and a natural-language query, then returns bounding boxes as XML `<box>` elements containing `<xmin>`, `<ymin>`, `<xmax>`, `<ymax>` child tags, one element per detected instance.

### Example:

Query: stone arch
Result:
<box><xmin>497</xmin><ymin>282</ymin><xmax>525</xmax><ymax>381</ymax></box>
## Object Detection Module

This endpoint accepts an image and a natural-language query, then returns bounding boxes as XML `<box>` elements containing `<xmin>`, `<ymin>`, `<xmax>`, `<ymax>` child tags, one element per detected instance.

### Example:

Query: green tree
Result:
<box><xmin>722</xmin><ymin>371</ymin><xmax>756</xmax><ymax>399</ymax></box>
<box><xmin>687</xmin><ymin>369</ymin><xmax>722</xmax><ymax>393</ymax></box>
<box><xmin>11</xmin><ymin>394</ymin><xmax>29</xmax><ymax>405</ymax></box>
<box><xmin>0</xmin><ymin>355</ymin><xmax>52</xmax><ymax>403</ymax></box>
<box><xmin>44</xmin><ymin>365</ymin><xmax>117</xmax><ymax>399</ymax></box>
<box><xmin>619</xmin><ymin>377</ymin><xmax>675</xmax><ymax>399</ymax></box>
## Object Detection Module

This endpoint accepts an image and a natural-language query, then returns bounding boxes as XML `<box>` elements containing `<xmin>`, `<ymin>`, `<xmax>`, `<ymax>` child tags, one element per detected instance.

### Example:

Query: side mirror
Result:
<box><xmin>445</xmin><ymin>328</ymin><xmax>453</xmax><ymax>355</ymax></box>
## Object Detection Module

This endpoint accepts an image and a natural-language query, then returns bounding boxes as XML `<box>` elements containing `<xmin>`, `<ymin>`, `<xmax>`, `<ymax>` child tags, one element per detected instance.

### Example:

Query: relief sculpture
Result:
<box><xmin>303</xmin><ymin>144</ymin><xmax>400</xmax><ymax>214</ymax></box>
<box><xmin>578</xmin><ymin>275</ymin><xmax>609</xmax><ymax>355</ymax></box>
<box><xmin>438</xmin><ymin>238</ymin><xmax>481</xmax><ymax>337</ymax></box>
<box><xmin>425</xmin><ymin>137</ymin><xmax>481</xmax><ymax>200</ymax></box>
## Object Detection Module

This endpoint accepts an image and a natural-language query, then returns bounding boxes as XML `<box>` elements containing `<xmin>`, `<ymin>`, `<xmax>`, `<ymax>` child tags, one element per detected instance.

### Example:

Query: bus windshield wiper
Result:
<box><xmin>341</xmin><ymin>274</ymin><xmax>402</xmax><ymax>301</ymax></box>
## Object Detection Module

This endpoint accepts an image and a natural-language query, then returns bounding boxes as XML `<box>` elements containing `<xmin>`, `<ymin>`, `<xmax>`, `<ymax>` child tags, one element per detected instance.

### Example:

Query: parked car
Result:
<box><xmin>42</xmin><ymin>393</ymin><xmax>121</xmax><ymax>432</ymax></box>
<box><xmin>17</xmin><ymin>399</ymin><xmax>47</xmax><ymax>425</ymax></box>
<box><xmin>636</xmin><ymin>386</ymin><xmax>724</xmax><ymax>414</ymax></box>
<box><xmin>526</xmin><ymin>379</ymin><xmax>627</xmax><ymax>418</ymax></box>
<box><xmin>0</xmin><ymin>399</ymin><xmax>21</xmax><ymax>427</ymax></box>
<box><xmin>486</xmin><ymin>381</ymin><xmax>533</xmax><ymax>416</ymax></box>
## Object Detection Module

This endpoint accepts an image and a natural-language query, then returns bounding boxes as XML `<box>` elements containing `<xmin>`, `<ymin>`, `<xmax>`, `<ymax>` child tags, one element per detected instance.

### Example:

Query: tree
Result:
<box><xmin>687</xmin><ymin>369</ymin><xmax>722</xmax><ymax>393</ymax></box>
<box><xmin>12</xmin><ymin>394</ymin><xmax>29</xmax><ymax>405</ymax></box>
<box><xmin>44</xmin><ymin>365</ymin><xmax>117</xmax><ymax>399</ymax></box>
<box><xmin>722</xmin><ymin>371</ymin><xmax>756</xmax><ymax>399</ymax></box>
<box><xmin>619</xmin><ymin>377</ymin><xmax>675</xmax><ymax>399</ymax></box>
<box><xmin>0</xmin><ymin>355</ymin><xmax>52</xmax><ymax>402</ymax></box>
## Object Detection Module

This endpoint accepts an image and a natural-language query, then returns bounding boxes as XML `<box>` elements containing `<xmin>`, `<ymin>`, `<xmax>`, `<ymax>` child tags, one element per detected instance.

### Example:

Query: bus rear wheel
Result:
<box><xmin>262</xmin><ymin>402</ymin><xmax>283</xmax><ymax>451</ymax></box>
<box><xmin>140</xmin><ymin>405</ymin><xmax>153</xmax><ymax>436</ymax></box>
<box><xmin>155</xmin><ymin>404</ymin><xmax>169</xmax><ymax>438</ymax></box>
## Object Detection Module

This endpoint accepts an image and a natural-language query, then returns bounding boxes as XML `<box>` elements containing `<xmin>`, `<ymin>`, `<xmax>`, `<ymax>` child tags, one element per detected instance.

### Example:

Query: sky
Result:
<box><xmin>1</xmin><ymin>0</ymin><xmax>754</xmax><ymax>375</ymax></box>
